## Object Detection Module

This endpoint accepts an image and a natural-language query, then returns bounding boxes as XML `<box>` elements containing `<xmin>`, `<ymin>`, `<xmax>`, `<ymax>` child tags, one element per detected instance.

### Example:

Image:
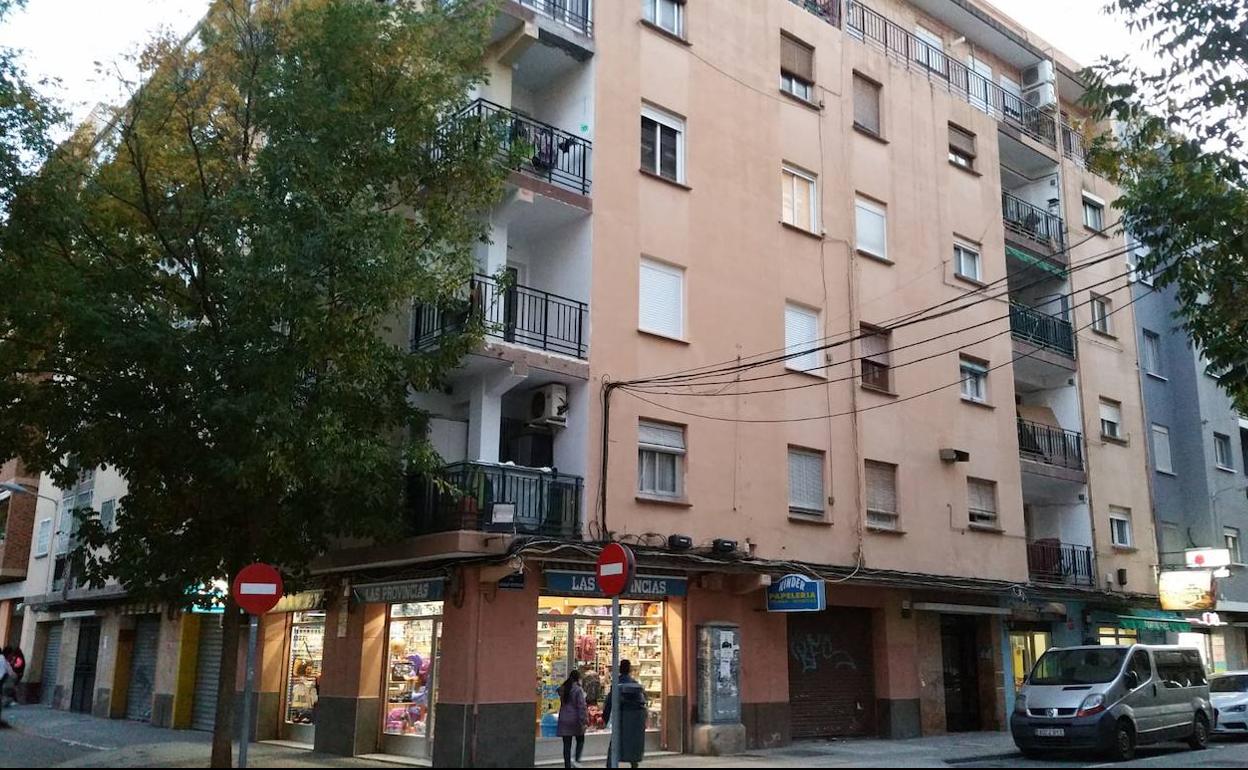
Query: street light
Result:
<box><xmin>0</xmin><ymin>481</ymin><xmax>58</xmax><ymax>504</ymax></box>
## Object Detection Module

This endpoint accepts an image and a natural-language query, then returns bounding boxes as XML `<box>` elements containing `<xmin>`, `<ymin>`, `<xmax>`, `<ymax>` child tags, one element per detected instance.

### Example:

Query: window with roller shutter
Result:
<box><xmin>860</xmin><ymin>325</ymin><xmax>891</xmax><ymax>392</ymax></box>
<box><xmin>780</xmin><ymin>33</ymin><xmax>815</xmax><ymax>101</ymax></box>
<box><xmin>948</xmin><ymin>123</ymin><xmax>977</xmax><ymax>170</ymax></box>
<box><xmin>785</xmin><ymin>303</ymin><xmax>820</xmax><ymax>373</ymax></box>
<box><xmin>781</xmin><ymin>165</ymin><xmax>817</xmax><ymax>232</ymax></box>
<box><xmin>788</xmin><ymin>447</ymin><xmax>824</xmax><ymax>516</ymax></box>
<box><xmin>967</xmin><ymin>478</ymin><xmax>998</xmax><ymax>526</ymax></box>
<box><xmin>855</xmin><ymin>197</ymin><xmax>887</xmax><ymax>259</ymax></box>
<box><xmin>865</xmin><ymin>460</ymin><xmax>898</xmax><ymax>530</ymax></box>
<box><xmin>638</xmin><ymin>258</ymin><xmax>684</xmax><ymax>339</ymax></box>
<box><xmin>853</xmin><ymin>73</ymin><xmax>881</xmax><ymax>136</ymax></box>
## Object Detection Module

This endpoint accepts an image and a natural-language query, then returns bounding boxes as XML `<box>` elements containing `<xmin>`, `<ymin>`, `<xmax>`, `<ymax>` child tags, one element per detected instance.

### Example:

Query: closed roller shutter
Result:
<box><xmin>191</xmin><ymin>617</ymin><xmax>224</xmax><ymax>731</ymax></box>
<box><xmin>40</xmin><ymin>623</ymin><xmax>64</xmax><ymax>706</ymax></box>
<box><xmin>125</xmin><ymin>616</ymin><xmax>161</xmax><ymax>721</ymax></box>
<box><xmin>787</xmin><ymin>608</ymin><xmax>876</xmax><ymax>738</ymax></box>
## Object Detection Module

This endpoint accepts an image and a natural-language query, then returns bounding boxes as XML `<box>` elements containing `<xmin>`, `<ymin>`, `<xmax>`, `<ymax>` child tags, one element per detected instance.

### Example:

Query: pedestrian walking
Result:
<box><xmin>557</xmin><ymin>669</ymin><xmax>588</xmax><ymax>768</ymax></box>
<box><xmin>603</xmin><ymin>659</ymin><xmax>647</xmax><ymax>769</ymax></box>
<box><xmin>2</xmin><ymin>646</ymin><xmax>23</xmax><ymax>706</ymax></box>
<box><xmin>0</xmin><ymin>646</ymin><xmax>13</xmax><ymax>727</ymax></box>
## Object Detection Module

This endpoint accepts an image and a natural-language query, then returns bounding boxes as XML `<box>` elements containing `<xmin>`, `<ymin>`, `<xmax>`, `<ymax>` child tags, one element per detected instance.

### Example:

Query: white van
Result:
<box><xmin>1011</xmin><ymin>644</ymin><xmax>1213</xmax><ymax>761</ymax></box>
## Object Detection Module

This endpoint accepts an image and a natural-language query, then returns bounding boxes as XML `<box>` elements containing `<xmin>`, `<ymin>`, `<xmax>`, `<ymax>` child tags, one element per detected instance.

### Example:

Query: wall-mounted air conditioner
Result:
<box><xmin>529</xmin><ymin>383</ymin><xmax>569</xmax><ymax>427</ymax></box>
<box><xmin>1021</xmin><ymin>61</ymin><xmax>1057</xmax><ymax>109</ymax></box>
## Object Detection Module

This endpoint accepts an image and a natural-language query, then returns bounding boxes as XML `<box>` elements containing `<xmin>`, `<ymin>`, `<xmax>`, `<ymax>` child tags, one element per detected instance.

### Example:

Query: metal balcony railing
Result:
<box><xmin>1062</xmin><ymin>122</ymin><xmax>1088</xmax><ymax>167</ymax></box>
<box><xmin>442</xmin><ymin>99</ymin><xmax>592</xmax><ymax>195</ymax></box>
<box><xmin>515</xmin><ymin>0</ymin><xmax>592</xmax><ymax>37</ymax></box>
<box><xmin>1010</xmin><ymin>303</ymin><xmax>1075</xmax><ymax>358</ymax></box>
<box><xmin>413</xmin><ymin>273</ymin><xmax>588</xmax><ymax>359</ymax></box>
<box><xmin>1002</xmin><ymin>192</ymin><xmax>1067</xmax><ymax>255</ymax></box>
<box><xmin>408</xmin><ymin>461</ymin><xmax>582</xmax><ymax>539</ymax></box>
<box><xmin>789</xmin><ymin>0</ymin><xmax>841</xmax><ymax>26</ymax></box>
<box><xmin>1027</xmin><ymin>540</ymin><xmax>1095</xmax><ymax>586</ymax></box>
<box><xmin>845</xmin><ymin>1</ymin><xmax>1057</xmax><ymax>148</ymax></box>
<box><xmin>1017</xmin><ymin>418</ymin><xmax>1084</xmax><ymax>471</ymax></box>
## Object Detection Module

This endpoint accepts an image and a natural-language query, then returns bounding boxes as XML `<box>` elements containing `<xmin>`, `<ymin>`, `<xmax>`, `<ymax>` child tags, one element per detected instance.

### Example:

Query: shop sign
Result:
<box><xmin>352</xmin><ymin>578</ymin><xmax>445</xmax><ymax>604</ymax></box>
<box><xmin>765</xmin><ymin>574</ymin><xmax>826</xmax><ymax>613</ymax></box>
<box><xmin>498</xmin><ymin>572</ymin><xmax>526</xmax><ymax>591</ymax></box>
<box><xmin>544</xmin><ymin>570</ymin><xmax>687</xmax><ymax>598</ymax></box>
<box><xmin>1159</xmin><ymin>570</ymin><xmax>1216</xmax><ymax>611</ymax></box>
<box><xmin>1186</xmin><ymin>548</ymin><xmax>1232</xmax><ymax>569</ymax></box>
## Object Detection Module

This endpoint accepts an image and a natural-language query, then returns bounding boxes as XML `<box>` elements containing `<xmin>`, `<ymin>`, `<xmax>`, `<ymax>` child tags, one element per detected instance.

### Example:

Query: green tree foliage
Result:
<box><xmin>0</xmin><ymin>0</ymin><xmax>61</xmax><ymax>212</ymax></box>
<box><xmin>1086</xmin><ymin>0</ymin><xmax>1248</xmax><ymax>410</ymax></box>
<box><xmin>0</xmin><ymin>0</ymin><xmax>506</xmax><ymax>763</ymax></box>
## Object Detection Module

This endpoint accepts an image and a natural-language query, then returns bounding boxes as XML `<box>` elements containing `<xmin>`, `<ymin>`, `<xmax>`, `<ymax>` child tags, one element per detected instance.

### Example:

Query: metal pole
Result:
<box><xmin>609</xmin><ymin>594</ymin><xmax>620</xmax><ymax>769</ymax></box>
<box><xmin>238</xmin><ymin>614</ymin><xmax>259</xmax><ymax>769</ymax></box>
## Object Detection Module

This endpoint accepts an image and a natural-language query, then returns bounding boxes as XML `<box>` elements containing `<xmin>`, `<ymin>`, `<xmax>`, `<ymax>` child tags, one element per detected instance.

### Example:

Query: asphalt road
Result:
<box><xmin>0</xmin><ymin>724</ymin><xmax>96</xmax><ymax>768</ymax></box>
<box><xmin>955</xmin><ymin>737</ymin><xmax>1248</xmax><ymax>768</ymax></box>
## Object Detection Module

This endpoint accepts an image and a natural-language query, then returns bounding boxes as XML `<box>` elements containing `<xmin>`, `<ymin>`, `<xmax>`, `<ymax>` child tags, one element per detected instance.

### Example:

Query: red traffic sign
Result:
<box><xmin>596</xmin><ymin>543</ymin><xmax>636</xmax><ymax>597</ymax></box>
<box><xmin>231</xmin><ymin>563</ymin><xmax>284</xmax><ymax>616</ymax></box>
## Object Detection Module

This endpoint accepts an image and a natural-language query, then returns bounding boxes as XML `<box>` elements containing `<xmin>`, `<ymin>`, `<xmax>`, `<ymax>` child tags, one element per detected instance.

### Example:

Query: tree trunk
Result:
<box><xmin>210</xmin><ymin>594</ymin><xmax>244</xmax><ymax>768</ymax></box>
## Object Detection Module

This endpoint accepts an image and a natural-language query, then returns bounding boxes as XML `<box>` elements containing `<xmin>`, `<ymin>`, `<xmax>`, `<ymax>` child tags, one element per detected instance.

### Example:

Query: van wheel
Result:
<box><xmin>1109</xmin><ymin>719</ymin><xmax>1136</xmax><ymax>762</ymax></box>
<box><xmin>1187</xmin><ymin>713</ymin><xmax>1210</xmax><ymax>750</ymax></box>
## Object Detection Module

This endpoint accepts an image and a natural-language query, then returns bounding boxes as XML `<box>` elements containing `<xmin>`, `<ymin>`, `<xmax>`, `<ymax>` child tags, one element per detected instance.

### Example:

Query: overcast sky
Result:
<box><xmin>0</xmin><ymin>0</ymin><xmax>1141</xmax><ymax>126</ymax></box>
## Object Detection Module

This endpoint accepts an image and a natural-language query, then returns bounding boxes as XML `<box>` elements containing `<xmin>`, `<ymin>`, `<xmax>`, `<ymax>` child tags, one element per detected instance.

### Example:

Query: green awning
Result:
<box><xmin>1006</xmin><ymin>245</ymin><xmax>1065</xmax><ymax>277</ymax></box>
<box><xmin>1118</xmin><ymin>609</ymin><xmax>1191</xmax><ymax>633</ymax></box>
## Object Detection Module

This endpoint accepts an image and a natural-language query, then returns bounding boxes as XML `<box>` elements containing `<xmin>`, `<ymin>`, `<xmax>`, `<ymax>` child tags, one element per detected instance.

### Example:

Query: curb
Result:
<box><xmin>945</xmin><ymin>751</ymin><xmax>1023</xmax><ymax>765</ymax></box>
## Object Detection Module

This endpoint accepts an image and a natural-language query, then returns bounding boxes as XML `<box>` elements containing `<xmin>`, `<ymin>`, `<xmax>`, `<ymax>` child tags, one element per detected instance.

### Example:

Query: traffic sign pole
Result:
<box><xmin>609</xmin><ymin>593</ymin><xmax>620</xmax><ymax>769</ymax></box>
<box><xmin>238</xmin><ymin>614</ymin><xmax>259</xmax><ymax>769</ymax></box>
<box><xmin>596</xmin><ymin>543</ymin><xmax>634</xmax><ymax>770</ymax></box>
<box><xmin>230</xmin><ymin>563</ymin><xmax>284</xmax><ymax>770</ymax></box>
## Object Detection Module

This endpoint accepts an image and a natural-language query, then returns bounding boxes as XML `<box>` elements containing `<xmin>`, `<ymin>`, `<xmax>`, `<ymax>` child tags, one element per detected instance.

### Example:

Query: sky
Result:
<box><xmin>0</xmin><ymin>0</ymin><xmax>1143</xmax><ymax>126</ymax></box>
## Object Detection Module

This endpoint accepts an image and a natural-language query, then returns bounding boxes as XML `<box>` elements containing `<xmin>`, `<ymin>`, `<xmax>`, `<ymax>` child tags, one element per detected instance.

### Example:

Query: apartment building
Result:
<box><xmin>1131</xmin><ymin>264</ymin><xmax>1248</xmax><ymax>671</ymax></box>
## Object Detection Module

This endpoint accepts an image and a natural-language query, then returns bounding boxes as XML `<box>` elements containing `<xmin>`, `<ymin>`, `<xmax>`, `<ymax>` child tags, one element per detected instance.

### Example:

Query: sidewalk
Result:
<box><xmin>2</xmin><ymin>702</ymin><xmax>1022</xmax><ymax>768</ymax></box>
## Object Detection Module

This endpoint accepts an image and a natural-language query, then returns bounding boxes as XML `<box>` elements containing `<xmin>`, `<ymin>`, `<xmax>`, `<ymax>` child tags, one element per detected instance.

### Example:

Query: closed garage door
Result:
<box><xmin>125</xmin><ymin>616</ymin><xmax>161</xmax><ymax>721</ymax></box>
<box><xmin>787</xmin><ymin>608</ymin><xmax>876</xmax><ymax>738</ymax></box>
<box><xmin>39</xmin><ymin>623</ymin><xmax>64</xmax><ymax>707</ymax></box>
<box><xmin>191</xmin><ymin>617</ymin><xmax>224</xmax><ymax>731</ymax></box>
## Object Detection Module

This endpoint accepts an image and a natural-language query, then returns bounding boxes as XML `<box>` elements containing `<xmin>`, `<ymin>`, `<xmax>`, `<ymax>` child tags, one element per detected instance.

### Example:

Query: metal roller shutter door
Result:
<box><xmin>787</xmin><ymin>608</ymin><xmax>876</xmax><ymax>738</ymax></box>
<box><xmin>191</xmin><ymin>618</ymin><xmax>224</xmax><ymax>731</ymax></box>
<box><xmin>125</xmin><ymin>616</ymin><xmax>161</xmax><ymax>721</ymax></box>
<box><xmin>39</xmin><ymin>623</ymin><xmax>64</xmax><ymax>706</ymax></box>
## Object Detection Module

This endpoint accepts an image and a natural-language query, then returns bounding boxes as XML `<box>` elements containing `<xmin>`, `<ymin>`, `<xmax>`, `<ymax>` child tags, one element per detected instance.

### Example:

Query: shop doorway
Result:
<box><xmin>380</xmin><ymin>602</ymin><xmax>443</xmax><ymax>760</ymax></box>
<box><xmin>39</xmin><ymin>622</ymin><xmax>64</xmax><ymax>706</ymax></box>
<box><xmin>69</xmin><ymin>619</ymin><xmax>101</xmax><ymax>714</ymax></box>
<box><xmin>940</xmin><ymin>615</ymin><xmax>981</xmax><ymax>732</ymax></box>
<box><xmin>535</xmin><ymin>597</ymin><xmax>665</xmax><ymax>763</ymax></box>
<box><xmin>282</xmin><ymin>611</ymin><xmax>325</xmax><ymax>744</ymax></box>
<box><xmin>124</xmin><ymin>616</ymin><xmax>161</xmax><ymax>721</ymax></box>
<box><xmin>191</xmin><ymin>616</ymin><xmax>224</xmax><ymax>731</ymax></box>
<box><xmin>786</xmin><ymin>608</ymin><xmax>876</xmax><ymax>738</ymax></box>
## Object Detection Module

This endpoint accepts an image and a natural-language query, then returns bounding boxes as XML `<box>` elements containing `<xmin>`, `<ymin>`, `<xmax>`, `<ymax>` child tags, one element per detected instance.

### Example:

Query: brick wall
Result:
<box><xmin>0</xmin><ymin>458</ymin><xmax>38</xmax><ymax>581</ymax></box>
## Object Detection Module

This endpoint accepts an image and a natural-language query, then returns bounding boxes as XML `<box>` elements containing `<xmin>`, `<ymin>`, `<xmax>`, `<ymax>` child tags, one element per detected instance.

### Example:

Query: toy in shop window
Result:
<box><xmin>387</xmin><ymin>651</ymin><xmax>434</xmax><ymax>736</ymax></box>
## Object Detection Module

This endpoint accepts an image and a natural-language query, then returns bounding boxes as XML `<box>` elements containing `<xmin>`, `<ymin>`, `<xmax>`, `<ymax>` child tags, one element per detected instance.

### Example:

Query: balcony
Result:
<box><xmin>1062</xmin><ymin>122</ymin><xmax>1088</xmax><ymax>168</ymax></box>
<box><xmin>514</xmin><ymin>0</ymin><xmax>592</xmax><ymax>37</ymax></box>
<box><xmin>408</xmin><ymin>461</ymin><xmax>582</xmax><ymax>540</ymax></box>
<box><xmin>445</xmin><ymin>99</ymin><xmax>592</xmax><ymax>196</ymax></box>
<box><xmin>1002</xmin><ymin>192</ymin><xmax>1066</xmax><ymax>258</ymax></box>
<box><xmin>1010</xmin><ymin>303</ymin><xmax>1074</xmax><ymax>359</ymax></box>
<box><xmin>845</xmin><ymin>2</ymin><xmax>1057</xmax><ymax>149</ymax></box>
<box><xmin>1027</xmin><ymin>540</ymin><xmax>1095</xmax><ymax>586</ymax></box>
<box><xmin>413</xmin><ymin>273</ymin><xmax>588</xmax><ymax>359</ymax></box>
<box><xmin>1017</xmin><ymin>418</ymin><xmax>1084</xmax><ymax>471</ymax></box>
<box><xmin>789</xmin><ymin>0</ymin><xmax>841</xmax><ymax>26</ymax></box>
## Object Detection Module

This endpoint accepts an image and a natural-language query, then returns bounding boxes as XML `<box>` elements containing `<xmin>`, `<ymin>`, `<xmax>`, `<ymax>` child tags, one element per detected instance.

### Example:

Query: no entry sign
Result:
<box><xmin>231</xmin><ymin>563</ymin><xmax>284</xmax><ymax>616</ymax></box>
<box><xmin>596</xmin><ymin>543</ymin><xmax>636</xmax><ymax>597</ymax></box>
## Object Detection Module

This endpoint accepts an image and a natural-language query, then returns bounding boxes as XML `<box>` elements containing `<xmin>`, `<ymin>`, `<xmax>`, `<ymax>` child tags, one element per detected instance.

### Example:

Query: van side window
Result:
<box><xmin>1155</xmin><ymin>649</ymin><xmax>1206</xmax><ymax>688</ymax></box>
<box><xmin>1127</xmin><ymin>650</ymin><xmax>1151</xmax><ymax>687</ymax></box>
<box><xmin>1182</xmin><ymin>650</ymin><xmax>1207</xmax><ymax>686</ymax></box>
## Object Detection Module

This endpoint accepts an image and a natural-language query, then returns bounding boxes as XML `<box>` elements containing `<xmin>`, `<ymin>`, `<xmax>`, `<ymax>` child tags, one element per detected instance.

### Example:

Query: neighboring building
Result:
<box><xmin>1130</xmin><ymin>258</ymin><xmax>1248</xmax><ymax>671</ymax></box>
<box><xmin>0</xmin><ymin>458</ymin><xmax>41</xmax><ymax>648</ymax></box>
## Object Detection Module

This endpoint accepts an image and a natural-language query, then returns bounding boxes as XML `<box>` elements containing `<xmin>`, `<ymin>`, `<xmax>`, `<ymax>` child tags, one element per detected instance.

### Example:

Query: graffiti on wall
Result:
<box><xmin>789</xmin><ymin>632</ymin><xmax>860</xmax><ymax>674</ymax></box>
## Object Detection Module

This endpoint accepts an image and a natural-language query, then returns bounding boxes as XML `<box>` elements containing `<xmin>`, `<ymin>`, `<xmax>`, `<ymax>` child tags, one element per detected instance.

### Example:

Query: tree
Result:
<box><xmin>0</xmin><ymin>0</ymin><xmax>508</xmax><ymax>764</ymax></box>
<box><xmin>1086</xmin><ymin>0</ymin><xmax>1248</xmax><ymax>411</ymax></box>
<box><xmin>0</xmin><ymin>0</ymin><xmax>61</xmax><ymax>212</ymax></box>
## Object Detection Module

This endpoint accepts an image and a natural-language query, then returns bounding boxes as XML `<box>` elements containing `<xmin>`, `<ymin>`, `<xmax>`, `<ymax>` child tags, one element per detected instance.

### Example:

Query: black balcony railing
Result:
<box><xmin>515</xmin><ymin>0</ymin><xmax>593</xmax><ymax>36</ymax></box>
<box><xmin>1010</xmin><ymin>303</ymin><xmax>1075</xmax><ymax>358</ymax></box>
<box><xmin>413</xmin><ymin>273</ymin><xmax>588</xmax><ymax>359</ymax></box>
<box><xmin>789</xmin><ymin>0</ymin><xmax>841</xmax><ymax>26</ymax></box>
<box><xmin>1002</xmin><ymin>192</ymin><xmax>1067</xmax><ymax>255</ymax></box>
<box><xmin>444</xmin><ymin>99</ymin><xmax>592</xmax><ymax>195</ymax></box>
<box><xmin>409</xmin><ymin>461</ymin><xmax>582</xmax><ymax>539</ymax></box>
<box><xmin>1017</xmin><ymin>418</ymin><xmax>1084</xmax><ymax>471</ymax></box>
<box><xmin>1027</xmin><ymin>540</ymin><xmax>1095</xmax><ymax>586</ymax></box>
<box><xmin>845</xmin><ymin>2</ymin><xmax>1057</xmax><ymax>148</ymax></box>
<box><xmin>1062</xmin><ymin>122</ymin><xmax>1088</xmax><ymax>167</ymax></box>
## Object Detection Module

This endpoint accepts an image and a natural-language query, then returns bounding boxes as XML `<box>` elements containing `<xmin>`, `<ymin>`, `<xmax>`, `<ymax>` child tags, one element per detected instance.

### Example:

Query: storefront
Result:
<box><xmin>281</xmin><ymin>610</ymin><xmax>325</xmax><ymax>743</ymax></box>
<box><xmin>1008</xmin><ymin>626</ymin><xmax>1052</xmax><ymax>690</ymax></box>
<box><xmin>1088</xmin><ymin>608</ymin><xmax>1186</xmax><ymax>647</ymax></box>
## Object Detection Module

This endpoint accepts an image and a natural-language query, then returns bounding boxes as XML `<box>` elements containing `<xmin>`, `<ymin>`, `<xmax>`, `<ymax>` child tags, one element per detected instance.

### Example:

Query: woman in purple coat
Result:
<box><xmin>556</xmin><ymin>670</ymin><xmax>588</xmax><ymax>768</ymax></box>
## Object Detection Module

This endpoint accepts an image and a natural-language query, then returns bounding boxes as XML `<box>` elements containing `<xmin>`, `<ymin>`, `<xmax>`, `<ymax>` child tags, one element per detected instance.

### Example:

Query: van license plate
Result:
<box><xmin>1035</xmin><ymin>728</ymin><xmax>1065</xmax><ymax>738</ymax></box>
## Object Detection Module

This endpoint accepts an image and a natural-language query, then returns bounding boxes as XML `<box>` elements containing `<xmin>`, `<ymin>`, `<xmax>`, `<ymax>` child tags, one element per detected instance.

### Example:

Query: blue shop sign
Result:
<box><xmin>766</xmin><ymin>573</ymin><xmax>826</xmax><ymax>613</ymax></box>
<box><xmin>544</xmin><ymin>570</ymin><xmax>687</xmax><ymax>599</ymax></box>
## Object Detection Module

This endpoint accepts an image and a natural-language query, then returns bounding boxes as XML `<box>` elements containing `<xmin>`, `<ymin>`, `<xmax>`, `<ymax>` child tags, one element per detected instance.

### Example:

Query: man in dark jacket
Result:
<box><xmin>603</xmin><ymin>660</ymin><xmax>647</xmax><ymax>768</ymax></box>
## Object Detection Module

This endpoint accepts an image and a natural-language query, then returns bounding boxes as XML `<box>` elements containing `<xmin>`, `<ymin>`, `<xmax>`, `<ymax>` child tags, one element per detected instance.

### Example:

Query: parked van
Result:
<box><xmin>1011</xmin><ymin>644</ymin><xmax>1213</xmax><ymax>761</ymax></box>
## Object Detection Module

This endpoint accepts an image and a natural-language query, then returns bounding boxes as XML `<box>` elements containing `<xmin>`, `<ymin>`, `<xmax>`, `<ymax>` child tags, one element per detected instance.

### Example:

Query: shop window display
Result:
<box><xmin>536</xmin><ymin>598</ymin><xmax>663</xmax><ymax>739</ymax></box>
<box><xmin>285</xmin><ymin>611</ymin><xmax>325</xmax><ymax>725</ymax></box>
<box><xmin>385</xmin><ymin>602</ymin><xmax>442</xmax><ymax>740</ymax></box>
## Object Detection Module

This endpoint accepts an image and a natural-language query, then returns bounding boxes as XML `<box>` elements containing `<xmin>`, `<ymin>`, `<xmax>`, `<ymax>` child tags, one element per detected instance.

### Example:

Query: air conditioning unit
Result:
<box><xmin>1023</xmin><ymin>82</ymin><xmax>1057</xmax><ymax>109</ymax></box>
<box><xmin>1021</xmin><ymin>60</ymin><xmax>1055</xmax><ymax>89</ymax></box>
<box><xmin>529</xmin><ymin>383</ymin><xmax>569</xmax><ymax>427</ymax></box>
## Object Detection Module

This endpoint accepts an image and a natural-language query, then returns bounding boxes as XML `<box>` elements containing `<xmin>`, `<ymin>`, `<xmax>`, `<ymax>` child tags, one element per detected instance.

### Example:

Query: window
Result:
<box><xmin>640</xmin><ymin>105</ymin><xmax>684</xmax><ymax>183</ymax></box>
<box><xmin>638</xmin><ymin>420</ymin><xmax>685</xmax><ymax>498</ymax></box>
<box><xmin>967</xmin><ymin>56</ymin><xmax>993</xmax><ymax>113</ymax></box>
<box><xmin>1226</xmin><ymin>527</ymin><xmax>1242</xmax><ymax>563</ymax></box>
<box><xmin>948</xmin><ymin>124</ymin><xmax>976</xmax><ymax>170</ymax></box>
<box><xmin>638</xmin><ymin>258</ymin><xmax>684</xmax><ymax>339</ymax></box>
<box><xmin>1082</xmin><ymin>194</ymin><xmax>1105</xmax><ymax>230</ymax></box>
<box><xmin>860</xmin><ymin>326</ymin><xmax>892</xmax><ymax>392</ymax></box>
<box><xmin>1126</xmin><ymin>650</ymin><xmax>1152</xmax><ymax>686</ymax></box>
<box><xmin>1142</xmin><ymin>330</ymin><xmax>1163</xmax><ymax>377</ymax></box>
<box><xmin>1091</xmin><ymin>294</ymin><xmax>1112</xmax><ymax>334</ymax></box>
<box><xmin>1151</xmin><ymin>424</ymin><xmax>1173</xmax><ymax>473</ymax></box>
<box><xmin>35</xmin><ymin>517</ymin><xmax>52</xmax><ymax>557</ymax></box>
<box><xmin>1099</xmin><ymin>399</ymin><xmax>1123</xmax><ymax>440</ymax></box>
<box><xmin>954</xmin><ymin>241</ymin><xmax>981</xmax><ymax>281</ymax></box>
<box><xmin>1099</xmin><ymin>625</ymin><xmax>1138</xmax><ymax>647</ymax></box>
<box><xmin>780</xmin><ymin>33</ymin><xmax>814</xmax><ymax>101</ymax></box>
<box><xmin>967</xmin><ymin>478</ymin><xmax>998</xmax><ymax>527</ymax></box>
<box><xmin>865</xmin><ymin>460</ymin><xmax>898</xmax><ymax>530</ymax></box>
<box><xmin>852</xmin><ymin>73</ymin><xmax>881</xmax><ymax>135</ymax></box>
<box><xmin>913</xmin><ymin>25</ymin><xmax>946</xmax><ymax>76</ymax></box>
<box><xmin>1160</xmin><ymin>522</ymin><xmax>1186</xmax><ymax>568</ymax></box>
<box><xmin>643</xmin><ymin>0</ymin><xmax>684</xmax><ymax>38</ymax></box>
<box><xmin>855</xmin><ymin>197</ymin><xmax>887</xmax><ymax>259</ymax></box>
<box><xmin>1000</xmin><ymin>75</ymin><xmax>1023</xmax><ymax>120</ymax></box>
<box><xmin>785</xmin><ymin>303</ymin><xmax>820</xmax><ymax>373</ymax></box>
<box><xmin>781</xmin><ymin>165</ymin><xmax>818</xmax><ymax>232</ymax></box>
<box><xmin>959</xmin><ymin>356</ymin><xmax>988</xmax><ymax>403</ymax></box>
<box><xmin>788</xmin><ymin>447</ymin><xmax>825</xmax><ymax>516</ymax></box>
<box><xmin>100</xmin><ymin>498</ymin><xmax>117</xmax><ymax>531</ymax></box>
<box><xmin>1155</xmin><ymin>649</ymin><xmax>1206</xmax><ymax>688</ymax></box>
<box><xmin>1215</xmin><ymin>432</ymin><xmax>1234</xmax><ymax>470</ymax></box>
<box><xmin>1109</xmin><ymin>506</ymin><xmax>1133</xmax><ymax>548</ymax></box>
